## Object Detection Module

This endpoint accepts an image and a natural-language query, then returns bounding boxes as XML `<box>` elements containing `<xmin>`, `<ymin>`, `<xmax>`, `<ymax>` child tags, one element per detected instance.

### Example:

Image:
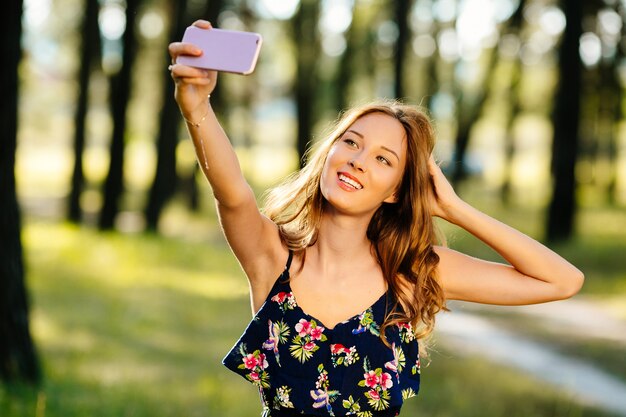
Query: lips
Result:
<box><xmin>338</xmin><ymin>172</ymin><xmax>363</xmax><ymax>190</ymax></box>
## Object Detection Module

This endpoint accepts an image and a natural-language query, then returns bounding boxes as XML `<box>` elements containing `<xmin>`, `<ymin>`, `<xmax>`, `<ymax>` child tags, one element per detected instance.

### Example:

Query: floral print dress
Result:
<box><xmin>222</xmin><ymin>252</ymin><xmax>420</xmax><ymax>417</ymax></box>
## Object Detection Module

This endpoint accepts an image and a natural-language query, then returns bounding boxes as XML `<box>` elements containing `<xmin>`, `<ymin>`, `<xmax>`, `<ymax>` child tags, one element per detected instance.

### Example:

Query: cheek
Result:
<box><xmin>320</xmin><ymin>159</ymin><xmax>335</xmax><ymax>196</ymax></box>
<box><xmin>325</xmin><ymin>145</ymin><xmax>342</xmax><ymax>163</ymax></box>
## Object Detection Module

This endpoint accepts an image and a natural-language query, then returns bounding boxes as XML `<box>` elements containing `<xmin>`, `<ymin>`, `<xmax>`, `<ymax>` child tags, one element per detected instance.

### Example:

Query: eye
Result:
<box><xmin>343</xmin><ymin>138</ymin><xmax>358</xmax><ymax>147</ymax></box>
<box><xmin>377</xmin><ymin>155</ymin><xmax>391</xmax><ymax>165</ymax></box>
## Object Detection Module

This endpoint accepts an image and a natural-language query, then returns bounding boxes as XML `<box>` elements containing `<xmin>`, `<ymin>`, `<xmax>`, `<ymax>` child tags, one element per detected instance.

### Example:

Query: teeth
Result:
<box><xmin>339</xmin><ymin>174</ymin><xmax>363</xmax><ymax>189</ymax></box>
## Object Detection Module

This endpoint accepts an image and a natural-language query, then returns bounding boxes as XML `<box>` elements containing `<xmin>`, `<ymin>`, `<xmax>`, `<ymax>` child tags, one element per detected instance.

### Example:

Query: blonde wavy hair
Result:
<box><xmin>263</xmin><ymin>100</ymin><xmax>447</xmax><ymax>345</ymax></box>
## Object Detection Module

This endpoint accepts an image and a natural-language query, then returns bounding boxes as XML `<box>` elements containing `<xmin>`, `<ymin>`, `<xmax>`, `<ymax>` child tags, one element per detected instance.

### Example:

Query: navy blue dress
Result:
<box><xmin>223</xmin><ymin>252</ymin><xmax>420</xmax><ymax>416</ymax></box>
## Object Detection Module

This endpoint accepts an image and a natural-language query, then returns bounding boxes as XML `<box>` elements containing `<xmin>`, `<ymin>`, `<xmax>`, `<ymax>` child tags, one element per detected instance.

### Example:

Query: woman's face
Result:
<box><xmin>320</xmin><ymin>112</ymin><xmax>407</xmax><ymax>216</ymax></box>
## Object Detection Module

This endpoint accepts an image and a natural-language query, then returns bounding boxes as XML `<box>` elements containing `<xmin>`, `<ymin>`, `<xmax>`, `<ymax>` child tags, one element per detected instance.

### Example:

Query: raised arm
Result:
<box><xmin>168</xmin><ymin>21</ymin><xmax>285</xmax><ymax>298</ymax></box>
<box><xmin>428</xmin><ymin>157</ymin><xmax>584</xmax><ymax>305</ymax></box>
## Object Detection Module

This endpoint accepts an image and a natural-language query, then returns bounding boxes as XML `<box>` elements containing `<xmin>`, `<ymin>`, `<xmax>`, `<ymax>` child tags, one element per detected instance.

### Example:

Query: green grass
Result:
<box><xmin>1</xmin><ymin>219</ymin><xmax>619</xmax><ymax>416</ymax></box>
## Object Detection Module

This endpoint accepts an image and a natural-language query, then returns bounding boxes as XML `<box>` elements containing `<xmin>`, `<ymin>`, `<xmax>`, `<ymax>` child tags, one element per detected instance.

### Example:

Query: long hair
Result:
<box><xmin>263</xmin><ymin>100</ymin><xmax>447</xmax><ymax>345</ymax></box>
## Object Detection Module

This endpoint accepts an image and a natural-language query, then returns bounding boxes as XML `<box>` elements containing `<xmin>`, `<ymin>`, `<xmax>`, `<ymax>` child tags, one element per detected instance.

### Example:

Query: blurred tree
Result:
<box><xmin>68</xmin><ymin>0</ymin><xmax>101</xmax><ymax>222</ymax></box>
<box><xmin>99</xmin><ymin>0</ymin><xmax>141</xmax><ymax>230</ymax></box>
<box><xmin>393</xmin><ymin>0</ymin><xmax>412</xmax><ymax>99</ymax></box>
<box><xmin>547</xmin><ymin>0</ymin><xmax>584</xmax><ymax>241</ymax></box>
<box><xmin>423</xmin><ymin>11</ymin><xmax>440</xmax><ymax>110</ymax></box>
<box><xmin>292</xmin><ymin>0</ymin><xmax>321</xmax><ymax>165</ymax></box>
<box><xmin>0</xmin><ymin>0</ymin><xmax>40</xmax><ymax>383</ymax></box>
<box><xmin>499</xmin><ymin>0</ymin><xmax>526</xmax><ymax>204</ymax></box>
<box><xmin>334</xmin><ymin>1</ymin><xmax>357</xmax><ymax>113</ymax></box>
<box><xmin>145</xmin><ymin>0</ymin><xmax>190</xmax><ymax>230</ymax></box>
<box><xmin>597</xmin><ymin>4</ymin><xmax>623</xmax><ymax>206</ymax></box>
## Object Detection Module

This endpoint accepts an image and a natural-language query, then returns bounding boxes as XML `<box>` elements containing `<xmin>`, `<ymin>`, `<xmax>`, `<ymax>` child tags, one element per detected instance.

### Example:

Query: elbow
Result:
<box><xmin>215</xmin><ymin>184</ymin><xmax>256</xmax><ymax>210</ymax></box>
<box><xmin>557</xmin><ymin>269</ymin><xmax>585</xmax><ymax>300</ymax></box>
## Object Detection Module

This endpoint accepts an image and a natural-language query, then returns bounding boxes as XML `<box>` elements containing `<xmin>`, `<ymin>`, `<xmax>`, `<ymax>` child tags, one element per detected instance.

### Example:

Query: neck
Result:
<box><xmin>308</xmin><ymin>211</ymin><xmax>375</xmax><ymax>274</ymax></box>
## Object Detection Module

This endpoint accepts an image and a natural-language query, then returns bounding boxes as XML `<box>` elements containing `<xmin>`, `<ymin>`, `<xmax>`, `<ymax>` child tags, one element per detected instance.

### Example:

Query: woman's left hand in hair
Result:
<box><xmin>427</xmin><ymin>155</ymin><xmax>465</xmax><ymax>223</ymax></box>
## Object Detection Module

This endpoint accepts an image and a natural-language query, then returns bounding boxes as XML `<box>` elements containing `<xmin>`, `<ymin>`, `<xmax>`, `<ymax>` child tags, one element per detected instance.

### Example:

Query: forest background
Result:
<box><xmin>2</xmin><ymin>0</ymin><xmax>626</xmax><ymax>416</ymax></box>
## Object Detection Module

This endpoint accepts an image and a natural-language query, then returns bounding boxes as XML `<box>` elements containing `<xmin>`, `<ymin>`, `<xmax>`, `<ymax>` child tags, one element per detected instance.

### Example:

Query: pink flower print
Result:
<box><xmin>368</xmin><ymin>390</ymin><xmax>380</xmax><ymax>401</ymax></box>
<box><xmin>310</xmin><ymin>326</ymin><xmax>325</xmax><ymax>341</ymax></box>
<box><xmin>237</xmin><ymin>347</ymin><xmax>271</xmax><ymax>389</ymax></box>
<box><xmin>303</xmin><ymin>342</ymin><xmax>316</xmax><ymax>351</ymax></box>
<box><xmin>364</xmin><ymin>370</ymin><xmax>380</xmax><ymax>388</ymax></box>
<box><xmin>258</xmin><ymin>353</ymin><xmax>269</xmax><ymax>369</ymax></box>
<box><xmin>295</xmin><ymin>319</ymin><xmax>312</xmax><ymax>336</ymax></box>
<box><xmin>243</xmin><ymin>354</ymin><xmax>259</xmax><ymax>370</ymax></box>
<box><xmin>359</xmin><ymin>362</ymin><xmax>393</xmax><ymax>410</ymax></box>
<box><xmin>380</xmin><ymin>372</ymin><xmax>393</xmax><ymax>389</ymax></box>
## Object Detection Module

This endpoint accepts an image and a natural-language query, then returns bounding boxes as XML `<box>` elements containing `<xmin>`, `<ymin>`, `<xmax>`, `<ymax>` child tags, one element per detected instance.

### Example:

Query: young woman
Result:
<box><xmin>168</xmin><ymin>20</ymin><xmax>584</xmax><ymax>417</ymax></box>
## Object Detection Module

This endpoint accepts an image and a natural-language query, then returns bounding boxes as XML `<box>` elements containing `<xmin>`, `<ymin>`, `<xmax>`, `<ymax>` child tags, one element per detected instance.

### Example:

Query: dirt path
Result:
<box><xmin>435</xmin><ymin>298</ymin><xmax>626</xmax><ymax>416</ymax></box>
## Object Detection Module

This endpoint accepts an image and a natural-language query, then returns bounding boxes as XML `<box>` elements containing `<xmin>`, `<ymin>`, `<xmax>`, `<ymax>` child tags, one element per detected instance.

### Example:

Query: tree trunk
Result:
<box><xmin>68</xmin><ymin>0</ymin><xmax>101</xmax><ymax>222</ymax></box>
<box><xmin>500</xmin><ymin>59</ymin><xmax>522</xmax><ymax>205</ymax></box>
<box><xmin>606</xmin><ymin>2</ymin><xmax>625</xmax><ymax>205</ymax></box>
<box><xmin>144</xmin><ymin>0</ymin><xmax>189</xmax><ymax>230</ymax></box>
<box><xmin>334</xmin><ymin>2</ymin><xmax>357</xmax><ymax>113</ymax></box>
<box><xmin>393</xmin><ymin>0</ymin><xmax>411</xmax><ymax>99</ymax></box>
<box><xmin>499</xmin><ymin>0</ymin><xmax>526</xmax><ymax>204</ymax></box>
<box><xmin>451</xmin><ymin>48</ymin><xmax>498</xmax><ymax>184</ymax></box>
<box><xmin>99</xmin><ymin>0</ymin><xmax>140</xmax><ymax>230</ymax></box>
<box><xmin>546</xmin><ymin>0</ymin><xmax>583</xmax><ymax>241</ymax></box>
<box><xmin>0</xmin><ymin>0</ymin><xmax>40</xmax><ymax>384</ymax></box>
<box><xmin>292</xmin><ymin>0</ymin><xmax>321</xmax><ymax>166</ymax></box>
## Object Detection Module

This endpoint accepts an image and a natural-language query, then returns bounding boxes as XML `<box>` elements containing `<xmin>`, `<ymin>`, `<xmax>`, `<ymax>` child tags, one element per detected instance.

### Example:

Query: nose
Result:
<box><xmin>349</xmin><ymin>157</ymin><xmax>366</xmax><ymax>172</ymax></box>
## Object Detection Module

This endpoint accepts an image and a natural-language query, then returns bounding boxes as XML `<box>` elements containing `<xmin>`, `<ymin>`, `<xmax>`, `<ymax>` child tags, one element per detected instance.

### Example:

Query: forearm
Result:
<box><xmin>447</xmin><ymin>200</ymin><xmax>584</xmax><ymax>291</ymax></box>
<box><xmin>183</xmin><ymin>101</ymin><xmax>251</xmax><ymax>207</ymax></box>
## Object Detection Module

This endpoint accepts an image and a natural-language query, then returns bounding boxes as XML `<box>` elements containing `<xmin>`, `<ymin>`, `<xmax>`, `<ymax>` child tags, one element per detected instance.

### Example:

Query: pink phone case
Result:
<box><xmin>176</xmin><ymin>26</ymin><xmax>262</xmax><ymax>75</ymax></box>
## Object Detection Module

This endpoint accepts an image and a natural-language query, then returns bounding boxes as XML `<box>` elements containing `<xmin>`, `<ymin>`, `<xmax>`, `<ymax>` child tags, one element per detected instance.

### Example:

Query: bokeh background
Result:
<box><xmin>2</xmin><ymin>0</ymin><xmax>626</xmax><ymax>416</ymax></box>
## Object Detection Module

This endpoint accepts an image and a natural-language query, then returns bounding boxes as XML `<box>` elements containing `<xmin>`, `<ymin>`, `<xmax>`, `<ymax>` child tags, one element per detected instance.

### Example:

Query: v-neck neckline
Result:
<box><xmin>284</xmin><ymin>279</ymin><xmax>388</xmax><ymax>331</ymax></box>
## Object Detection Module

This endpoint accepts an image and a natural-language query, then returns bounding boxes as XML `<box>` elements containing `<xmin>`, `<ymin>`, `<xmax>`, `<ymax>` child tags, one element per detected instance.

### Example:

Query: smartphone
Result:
<box><xmin>176</xmin><ymin>26</ymin><xmax>262</xmax><ymax>75</ymax></box>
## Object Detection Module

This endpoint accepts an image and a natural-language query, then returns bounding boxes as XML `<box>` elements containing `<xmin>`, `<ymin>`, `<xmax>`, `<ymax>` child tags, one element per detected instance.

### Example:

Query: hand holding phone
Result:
<box><xmin>176</xmin><ymin>26</ymin><xmax>262</xmax><ymax>75</ymax></box>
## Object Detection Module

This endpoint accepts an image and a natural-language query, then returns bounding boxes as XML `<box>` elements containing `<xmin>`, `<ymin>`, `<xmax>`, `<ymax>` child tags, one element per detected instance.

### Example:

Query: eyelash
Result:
<box><xmin>377</xmin><ymin>156</ymin><xmax>391</xmax><ymax>165</ymax></box>
<box><xmin>342</xmin><ymin>138</ymin><xmax>391</xmax><ymax>165</ymax></box>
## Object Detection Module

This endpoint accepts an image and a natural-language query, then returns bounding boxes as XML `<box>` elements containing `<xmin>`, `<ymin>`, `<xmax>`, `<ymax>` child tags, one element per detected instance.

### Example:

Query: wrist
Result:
<box><xmin>181</xmin><ymin>95</ymin><xmax>211</xmax><ymax>128</ymax></box>
<box><xmin>441</xmin><ymin>197</ymin><xmax>473</xmax><ymax>226</ymax></box>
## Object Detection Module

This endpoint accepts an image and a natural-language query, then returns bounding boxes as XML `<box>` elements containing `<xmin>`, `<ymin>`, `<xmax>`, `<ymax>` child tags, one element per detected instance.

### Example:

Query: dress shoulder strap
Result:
<box><xmin>284</xmin><ymin>250</ymin><xmax>293</xmax><ymax>271</ymax></box>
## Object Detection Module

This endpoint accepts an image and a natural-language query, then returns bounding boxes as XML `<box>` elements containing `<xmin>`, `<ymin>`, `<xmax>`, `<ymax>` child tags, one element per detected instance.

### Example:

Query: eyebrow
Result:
<box><xmin>345</xmin><ymin>129</ymin><xmax>400</xmax><ymax>161</ymax></box>
<box><xmin>381</xmin><ymin>146</ymin><xmax>400</xmax><ymax>161</ymax></box>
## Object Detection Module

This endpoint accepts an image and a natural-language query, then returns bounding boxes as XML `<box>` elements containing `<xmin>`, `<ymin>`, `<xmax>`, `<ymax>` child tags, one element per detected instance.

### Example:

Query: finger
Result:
<box><xmin>168</xmin><ymin>42</ymin><xmax>202</xmax><ymax>60</ymax></box>
<box><xmin>170</xmin><ymin>64</ymin><xmax>210</xmax><ymax>78</ymax></box>
<box><xmin>173</xmin><ymin>77</ymin><xmax>213</xmax><ymax>86</ymax></box>
<box><xmin>192</xmin><ymin>20</ymin><xmax>213</xmax><ymax>29</ymax></box>
<box><xmin>427</xmin><ymin>155</ymin><xmax>440</xmax><ymax>175</ymax></box>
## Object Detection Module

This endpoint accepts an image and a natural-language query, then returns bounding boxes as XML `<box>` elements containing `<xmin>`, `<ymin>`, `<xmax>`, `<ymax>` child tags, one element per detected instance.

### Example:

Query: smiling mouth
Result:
<box><xmin>338</xmin><ymin>173</ymin><xmax>363</xmax><ymax>190</ymax></box>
